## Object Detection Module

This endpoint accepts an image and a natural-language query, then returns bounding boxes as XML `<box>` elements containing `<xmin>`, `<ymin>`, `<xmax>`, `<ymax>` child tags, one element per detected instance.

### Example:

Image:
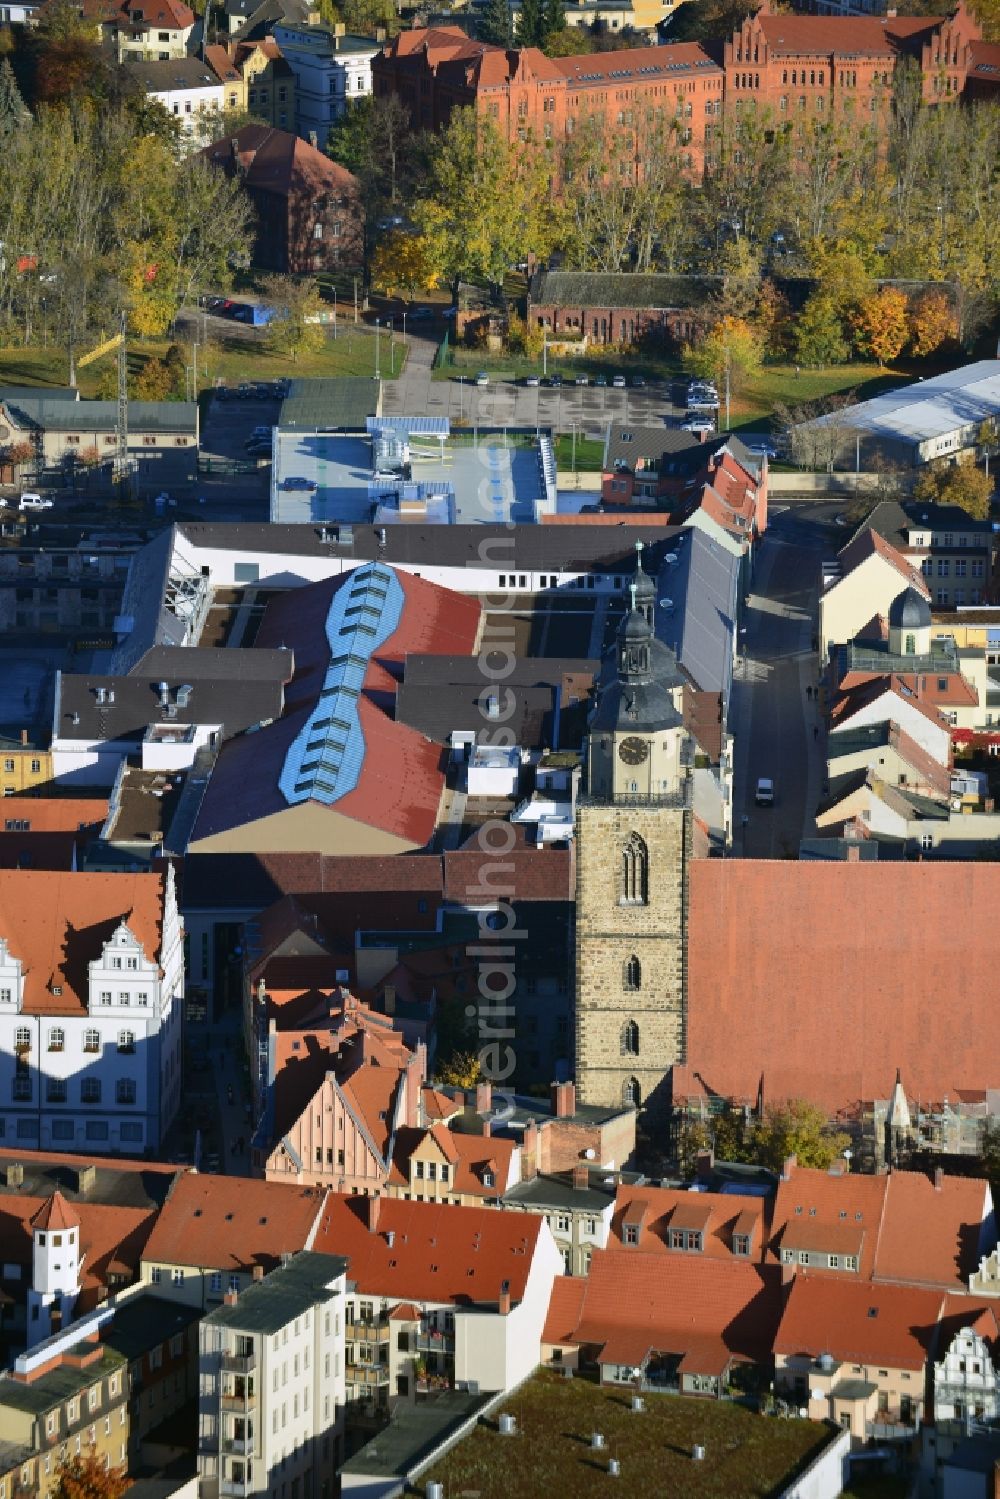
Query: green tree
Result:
<box><xmin>262</xmin><ymin>274</ymin><xmax>326</xmax><ymax>361</ymax></box>
<box><xmin>544</xmin><ymin>24</ymin><xmax>593</xmax><ymax>53</ymax></box>
<box><xmin>750</xmin><ymin>1100</ymin><xmax>850</xmax><ymax>1173</ymax></box>
<box><xmin>479</xmin><ymin>0</ymin><xmax>512</xmax><ymax>45</ymax></box>
<box><xmin>684</xmin><ymin>314</ymin><xmax>763</xmax><ymax>398</ymax></box>
<box><xmin>415</xmin><ymin>109</ymin><xmax>555</xmax><ymax>297</ymax></box>
<box><xmin>914</xmin><ymin>463</ymin><xmax>992</xmax><ymax>521</ymax></box>
<box><xmin>543</xmin><ymin>0</ymin><xmax>566</xmax><ymax>42</ymax></box>
<box><xmin>794</xmin><ymin>293</ymin><xmax>849</xmax><ymax>368</ymax></box>
<box><xmin>518</xmin><ymin>0</ymin><xmax>546</xmax><ymax>47</ymax></box>
<box><xmin>0</xmin><ymin>56</ymin><xmax>27</xmax><ymax>137</ymax></box>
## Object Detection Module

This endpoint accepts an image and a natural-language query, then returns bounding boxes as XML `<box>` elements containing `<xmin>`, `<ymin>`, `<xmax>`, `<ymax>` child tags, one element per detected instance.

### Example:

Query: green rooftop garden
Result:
<box><xmin>418</xmin><ymin>1370</ymin><xmax>833</xmax><ymax>1499</ymax></box>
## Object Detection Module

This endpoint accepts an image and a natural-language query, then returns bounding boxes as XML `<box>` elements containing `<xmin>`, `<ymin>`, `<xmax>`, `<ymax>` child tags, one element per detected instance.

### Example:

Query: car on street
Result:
<box><xmin>475</xmin><ymin>371</ymin><xmax>489</xmax><ymax>387</ymax></box>
<box><xmin>594</xmin><ymin>374</ymin><xmax>608</xmax><ymax>387</ymax></box>
<box><xmin>281</xmin><ymin>476</ymin><xmax>317</xmax><ymax>491</ymax></box>
<box><xmin>746</xmin><ymin>441</ymin><xmax>778</xmax><ymax>459</ymax></box>
<box><xmin>250</xmin><ymin>425</ymin><xmax>272</xmax><ymax>440</ymax></box>
<box><xmin>548</xmin><ymin>373</ymin><xmax>563</xmax><ymax>387</ymax></box>
<box><xmin>630</xmin><ymin>374</ymin><xmax>646</xmax><ymax>387</ymax></box>
<box><xmin>19</xmin><ymin>492</ymin><xmax>52</xmax><ymax>510</ymax></box>
<box><xmin>575</xmin><ymin>374</ymin><xmax>589</xmax><ymax>386</ymax></box>
<box><xmin>681</xmin><ymin>418</ymin><xmax>715</xmax><ymax>434</ymax></box>
<box><xmin>524</xmin><ymin>374</ymin><xmax>540</xmax><ymax>387</ymax></box>
<box><xmin>755</xmin><ymin>776</ymin><xmax>775</xmax><ymax>806</ymax></box>
<box><xmin>612</xmin><ymin>375</ymin><xmax>626</xmax><ymax>389</ymax></box>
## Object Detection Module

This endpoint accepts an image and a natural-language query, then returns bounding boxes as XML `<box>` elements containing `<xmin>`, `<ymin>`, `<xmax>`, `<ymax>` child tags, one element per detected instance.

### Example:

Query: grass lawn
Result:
<box><xmin>729</xmin><ymin>363</ymin><xmax>911</xmax><ymax>430</ymax></box>
<box><xmin>553</xmin><ymin>433</ymin><xmax>606</xmax><ymax>471</ymax></box>
<box><xmin>0</xmin><ymin>324</ymin><xmax>401</xmax><ymax>398</ymax></box>
<box><xmin>421</xmin><ymin>1371</ymin><xmax>832</xmax><ymax>1499</ymax></box>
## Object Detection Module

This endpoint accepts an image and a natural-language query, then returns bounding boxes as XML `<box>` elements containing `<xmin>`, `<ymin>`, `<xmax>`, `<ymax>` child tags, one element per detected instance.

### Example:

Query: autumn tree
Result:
<box><xmin>908</xmin><ymin>290</ymin><xmax>958</xmax><ymax>358</ymax></box>
<box><xmin>54</xmin><ymin>1453</ymin><xmax>128</xmax><ymax>1499</ymax></box>
<box><xmin>262</xmin><ymin>274</ymin><xmax>326</xmax><ymax>361</ymax></box>
<box><xmin>684</xmin><ymin>314</ymin><xmax>763</xmax><ymax>400</ymax></box>
<box><xmin>436</xmin><ymin>1051</ymin><xmax>483</xmax><ymax>1088</ymax></box>
<box><xmin>850</xmin><ymin>286</ymin><xmax>909</xmax><ymax>366</ymax></box>
<box><xmin>0</xmin><ymin>56</ymin><xmax>27</xmax><ymax>137</ymax></box>
<box><xmin>750</xmin><ymin>1100</ymin><xmax>850</xmax><ymax>1174</ymax></box>
<box><xmin>369</xmin><ymin>231</ymin><xmax>440</xmax><ymax>302</ymax></box>
<box><xmin>914</xmin><ymin>463</ymin><xmax>993</xmax><ymax>521</ymax></box>
<box><xmin>134</xmin><ymin>357</ymin><xmax>174</xmax><ymax>400</ymax></box>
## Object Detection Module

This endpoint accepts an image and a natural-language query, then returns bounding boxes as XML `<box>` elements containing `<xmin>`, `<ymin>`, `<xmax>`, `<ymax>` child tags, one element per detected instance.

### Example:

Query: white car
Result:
<box><xmin>755</xmin><ymin>777</ymin><xmax>775</xmax><ymax>806</ymax></box>
<box><xmin>612</xmin><ymin>375</ymin><xmax>627</xmax><ymax>389</ymax></box>
<box><xmin>682</xmin><ymin>418</ymin><xmax>715</xmax><ymax>435</ymax></box>
<box><xmin>19</xmin><ymin>492</ymin><xmax>52</xmax><ymax>510</ymax></box>
<box><xmin>475</xmin><ymin>371</ymin><xmax>489</xmax><ymax>387</ymax></box>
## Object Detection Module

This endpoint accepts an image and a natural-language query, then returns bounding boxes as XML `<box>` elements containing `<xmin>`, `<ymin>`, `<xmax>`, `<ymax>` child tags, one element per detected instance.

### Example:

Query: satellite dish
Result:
<box><xmin>660</xmin><ymin>599</ymin><xmax>674</xmax><ymax>611</ymax></box>
<box><xmin>665</xmin><ymin>552</ymin><xmax>679</xmax><ymax>565</ymax></box>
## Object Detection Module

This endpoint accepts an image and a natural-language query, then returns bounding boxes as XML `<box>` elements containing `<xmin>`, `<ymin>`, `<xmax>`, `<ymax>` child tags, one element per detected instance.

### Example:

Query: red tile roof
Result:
<box><xmin>608</xmin><ymin>1184</ymin><xmax>767</xmax><ymax>1260</ymax></box>
<box><xmin>312</xmin><ymin>1192</ymin><xmax>544</xmax><ymax>1305</ymax></box>
<box><xmin>553</xmin><ymin>41</ymin><xmax>719</xmax><ymax>81</ymax></box>
<box><xmin>755</xmin><ymin>12</ymin><xmax>940</xmax><ymax>56</ymax></box>
<box><xmin>563</xmin><ymin>1247</ymin><xmax>783</xmax><ymax>1374</ymax></box>
<box><xmin>766</xmin><ymin>1164</ymin><xmax>989</xmax><ymax>1289</ymax></box>
<box><xmin>0</xmin><ymin>1197</ymin><xmax>158</xmax><ymax>1311</ymax></box>
<box><xmin>542</xmin><ymin>1275</ymin><xmax>587</xmax><ymax>1344</ymax></box>
<box><xmin>774</xmin><ymin>1276</ymin><xmax>944</xmax><ymax>1370</ymax></box>
<box><xmin>141</xmin><ymin>1172</ymin><xmax>325</xmax><ymax>1273</ymax></box>
<box><xmin>201</xmin><ymin>125</ymin><xmax>357</xmax><ymax>203</ymax></box>
<box><xmin>388</xmin><ymin>1126</ymin><xmax>516</xmax><ymax>1198</ymax></box>
<box><xmin>29</xmin><ymin>1191</ymin><xmax>80</xmax><ymax>1233</ymax></box>
<box><xmin>837</xmin><ymin>528</ymin><xmax>929</xmax><ymax>597</ymax></box>
<box><xmin>0</xmin><ymin>799</ymin><xmax>108</xmax><ymax>833</ymax></box>
<box><xmin>684</xmin><ymin>861</ymin><xmax>1000</xmax><ymax>1114</ymax></box>
<box><xmin>0</xmin><ymin>869</ymin><xmax>166</xmax><ymax>1016</ymax></box>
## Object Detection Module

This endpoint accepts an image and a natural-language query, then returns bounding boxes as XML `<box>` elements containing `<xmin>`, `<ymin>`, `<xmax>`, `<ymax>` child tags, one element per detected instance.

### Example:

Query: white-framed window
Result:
<box><xmin>118</xmin><ymin>1030</ymin><xmax>135</xmax><ymax>1053</ymax></box>
<box><xmin>84</xmin><ymin>1029</ymin><xmax>101</xmax><ymax>1053</ymax></box>
<box><xmin>48</xmin><ymin>1027</ymin><xmax>65</xmax><ymax>1051</ymax></box>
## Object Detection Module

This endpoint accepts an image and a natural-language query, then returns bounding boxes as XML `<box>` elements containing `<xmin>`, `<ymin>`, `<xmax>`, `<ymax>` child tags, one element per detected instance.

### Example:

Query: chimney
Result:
<box><xmin>781</xmin><ymin>1154</ymin><xmax>797</xmax><ymax>1181</ymax></box>
<box><xmin>252</xmin><ymin>1265</ymin><xmax>264</xmax><ymax>1281</ymax></box>
<box><xmin>934</xmin><ymin>1166</ymin><xmax>944</xmax><ymax>1192</ymax></box>
<box><xmin>223</xmin><ymin>1290</ymin><xmax>238</xmax><ymax>1306</ymax></box>
<box><xmin>476</xmin><ymin>1080</ymin><xmax>492</xmax><ymax>1116</ymax></box>
<box><xmin>521</xmin><ymin>1120</ymin><xmax>538</xmax><ymax>1179</ymax></box>
<box><xmin>846</xmin><ymin>844</ymin><xmax>860</xmax><ymax>863</ymax></box>
<box><xmin>551</xmin><ymin>1081</ymin><xmax>576</xmax><ymax>1119</ymax></box>
<box><xmin>71</xmin><ymin>1165</ymin><xmax>96</xmax><ymax>1194</ymax></box>
<box><xmin>498</xmin><ymin>1288</ymin><xmax>511</xmax><ymax>1316</ymax></box>
<box><xmin>482</xmin><ymin>1118</ymin><xmax>492</xmax><ymax>1138</ymax></box>
<box><xmin>308</xmin><ymin>130</ymin><xmax>318</xmax><ymax>148</ymax></box>
<box><xmin>365</xmin><ymin>1193</ymin><xmax>382</xmax><ymax>1233</ymax></box>
<box><xmin>572</xmin><ymin>1163</ymin><xmax>589</xmax><ymax>1190</ymax></box>
<box><xmin>695</xmin><ymin>1148</ymin><xmax>714</xmax><ymax>1183</ymax></box>
<box><xmin>20</xmin><ymin>729</ymin><xmax>28</xmax><ymax>746</ymax></box>
<box><xmin>4</xmin><ymin>1163</ymin><xmax>24</xmax><ymax>1188</ymax></box>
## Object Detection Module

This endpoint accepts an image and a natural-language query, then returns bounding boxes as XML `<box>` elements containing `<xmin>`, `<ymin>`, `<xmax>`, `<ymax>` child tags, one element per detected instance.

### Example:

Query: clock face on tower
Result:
<box><xmin>618</xmin><ymin>736</ymin><xmax>649</xmax><ymax>765</ymax></box>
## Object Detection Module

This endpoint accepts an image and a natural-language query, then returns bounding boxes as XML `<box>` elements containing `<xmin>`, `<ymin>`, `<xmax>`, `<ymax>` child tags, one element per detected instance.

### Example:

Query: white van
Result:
<box><xmin>19</xmin><ymin>493</ymin><xmax>53</xmax><ymax>511</ymax></box>
<box><xmin>755</xmin><ymin>777</ymin><xmax>775</xmax><ymax>806</ymax></box>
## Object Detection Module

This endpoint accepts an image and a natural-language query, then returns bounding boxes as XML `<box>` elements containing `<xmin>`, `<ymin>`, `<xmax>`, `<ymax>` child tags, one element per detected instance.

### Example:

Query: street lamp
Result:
<box><xmin>374</xmin><ymin>318</ymin><xmax>380</xmax><ymax>381</ymax></box>
<box><xmin>333</xmin><ymin>287</ymin><xmax>337</xmax><ymax>341</ymax></box>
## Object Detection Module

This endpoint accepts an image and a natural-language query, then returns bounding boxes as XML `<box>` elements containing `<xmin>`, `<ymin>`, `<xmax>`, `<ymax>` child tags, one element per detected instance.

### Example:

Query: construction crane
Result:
<box><xmin>76</xmin><ymin>311</ymin><xmax>129</xmax><ymax>494</ymax></box>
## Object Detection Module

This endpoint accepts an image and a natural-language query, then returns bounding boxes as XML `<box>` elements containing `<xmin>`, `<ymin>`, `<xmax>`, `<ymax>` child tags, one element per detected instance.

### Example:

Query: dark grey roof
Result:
<box><xmin>4</xmin><ymin>396</ymin><xmax>196</xmax><ymax>434</ymax></box>
<box><xmin>203</xmin><ymin>1251</ymin><xmax>347</xmax><ymax>1334</ymax></box>
<box><xmin>825</xmin><ymin>724</ymin><xmax>891</xmax><ymax>760</ymax></box>
<box><xmin>591</xmin><ymin>609</ymin><xmax>684</xmax><ymax>735</ymax></box>
<box><xmin>0</xmin><ymin>1346</ymin><xmax>126</xmax><ymax>1415</ymax></box>
<box><xmin>503</xmin><ymin>1171</ymin><xmax>616</xmax><ymax>1213</ymax></box>
<box><xmin>101</xmin><ymin>1294</ymin><xmax>201</xmax><ymax>1362</ymax></box>
<box><xmin>56</xmin><ymin>665</ymin><xmax>286</xmax><ymax>744</ymax></box>
<box><xmin>279</xmin><ymin>378</ymin><xmax>379</xmax><ymax>433</ymax></box>
<box><xmin>341</xmin><ymin>1390</ymin><xmax>490</xmax><ymax>1479</ymax></box>
<box><xmin>799</xmin><ymin>837</ymin><xmax>884</xmax><ymax>862</ymax></box>
<box><xmin>657</xmin><ymin>524</ymin><xmax>740</xmax><ymax>704</ymax></box>
<box><xmin>0</xmin><ymin>384</ymin><xmax>76</xmax><ymax>403</ymax></box>
<box><xmin>604</xmin><ymin>424</ymin><xmax>703</xmax><ymax>472</ymax></box>
<box><xmin>530</xmin><ymin>271</ymin><xmax>715</xmax><ymax>310</ymax></box>
<box><xmin>858</xmin><ymin>498</ymin><xmax>992</xmax><ymax>549</ymax></box>
<box><xmin>0</xmin><ymin>1152</ymin><xmax>179</xmax><ymax>1210</ymax></box>
<box><xmin>108</xmin><ymin>528</ymin><xmax>191</xmax><ymax>676</ymax></box>
<box><xmin>396</xmin><ymin>680</ymin><xmax>558</xmax><ymax>749</ymax></box>
<box><xmin>175</xmin><ymin>521</ymin><xmax>686</xmax><ymax>574</ymax></box>
<box><xmin>888</xmin><ymin>585</ymin><xmax>931</xmax><ymax>630</ymax></box>
<box><xmin>126</xmin><ymin>56</ymin><xmax>228</xmax><ymax>90</ymax></box>
<box><xmin>132</xmin><ymin>646</ymin><xmax>294</xmax><ymax>683</ymax></box>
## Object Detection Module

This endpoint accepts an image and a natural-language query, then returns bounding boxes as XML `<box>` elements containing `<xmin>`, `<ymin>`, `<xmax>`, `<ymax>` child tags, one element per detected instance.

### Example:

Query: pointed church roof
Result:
<box><xmin>30</xmin><ymin>1190</ymin><xmax>80</xmax><ymax>1233</ymax></box>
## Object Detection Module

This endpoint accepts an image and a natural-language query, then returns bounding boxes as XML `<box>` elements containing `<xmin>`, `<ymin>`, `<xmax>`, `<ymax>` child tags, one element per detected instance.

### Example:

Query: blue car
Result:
<box><xmin>281</xmin><ymin>476</ymin><xmax>317</xmax><ymax>491</ymax></box>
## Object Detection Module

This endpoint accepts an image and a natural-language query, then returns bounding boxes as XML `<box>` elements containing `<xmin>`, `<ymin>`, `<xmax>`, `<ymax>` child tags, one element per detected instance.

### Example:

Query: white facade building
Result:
<box><xmin>26</xmin><ymin>1191</ymin><xmax>83</xmax><ymax>1350</ymax></box>
<box><xmin>197</xmin><ymin>1250</ymin><xmax>348</xmax><ymax>1498</ymax></box>
<box><xmin>271</xmin><ymin>24</ymin><xmax>379</xmax><ymax>142</ymax></box>
<box><xmin>0</xmin><ymin>867</ymin><xmax>183</xmax><ymax>1155</ymax></box>
<box><xmin>934</xmin><ymin>1323</ymin><xmax>1000</xmax><ymax>1424</ymax></box>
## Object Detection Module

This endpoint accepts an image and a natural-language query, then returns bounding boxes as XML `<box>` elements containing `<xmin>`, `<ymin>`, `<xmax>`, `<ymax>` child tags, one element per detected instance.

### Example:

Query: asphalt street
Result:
<box><xmin>731</xmin><ymin>505</ymin><xmax>839</xmax><ymax>859</ymax></box>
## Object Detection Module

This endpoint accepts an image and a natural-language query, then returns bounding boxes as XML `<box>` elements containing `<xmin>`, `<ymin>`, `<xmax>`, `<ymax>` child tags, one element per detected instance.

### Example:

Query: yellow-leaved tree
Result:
<box><xmin>369</xmin><ymin>231</ymin><xmax>441</xmax><ymax>303</ymax></box>
<box><xmin>849</xmin><ymin>286</ymin><xmax>909</xmax><ymax>367</ymax></box>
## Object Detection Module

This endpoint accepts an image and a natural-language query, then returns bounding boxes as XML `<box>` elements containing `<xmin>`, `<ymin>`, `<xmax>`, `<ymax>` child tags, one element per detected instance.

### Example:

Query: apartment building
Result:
<box><xmin>271</xmin><ymin>22</ymin><xmax>378</xmax><ymax>141</ymax></box>
<box><xmin>0</xmin><ymin>868</ymin><xmax>184</xmax><ymax>1156</ymax></box>
<box><xmin>197</xmin><ymin>1250</ymin><xmax>348</xmax><ymax>1499</ymax></box>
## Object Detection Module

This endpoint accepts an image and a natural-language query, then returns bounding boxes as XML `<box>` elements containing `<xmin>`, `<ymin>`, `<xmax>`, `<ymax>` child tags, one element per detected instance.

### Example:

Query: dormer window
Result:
<box><xmin>482</xmin><ymin>1170</ymin><xmax>495</xmax><ymax>1188</ymax></box>
<box><xmin>733</xmin><ymin>1233</ymin><xmax>751</xmax><ymax>1257</ymax></box>
<box><xmin>624</xmin><ymin>1224</ymin><xmax>639</xmax><ymax>1246</ymax></box>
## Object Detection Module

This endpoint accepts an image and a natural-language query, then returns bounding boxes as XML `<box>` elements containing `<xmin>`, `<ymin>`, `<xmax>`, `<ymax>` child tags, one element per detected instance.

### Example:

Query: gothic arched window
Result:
<box><xmin>621</xmin><ymin>1019</ymin><xmax>640</xmax><ymax>1056</ymax></box>
<box><xmin>623</xmin><ymin>955</ymin><xmax>641</xmax><ymax>992</ymax></box>
<box><xmin>623</xmin><ymin>1076</ymin><xmax>641</xmax><ymax>1108</ymax></box>
<box><xmin>621</xmin><ymin>833</ymin><xmax>648</xmax><ymax>905</ymax></box>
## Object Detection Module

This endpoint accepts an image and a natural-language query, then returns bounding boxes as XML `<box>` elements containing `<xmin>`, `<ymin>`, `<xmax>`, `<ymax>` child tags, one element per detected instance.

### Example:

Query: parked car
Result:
<box><xmin>281</xmin><ymin>476</ymin><xmax>317</xmax><ymax>491</ymax></box>
<box><xmin>575</xmin><ymin>374</ymin><xmax>589</xmax><ymax>386</ymax></box>
<box><xmin>548</xmin><ymin>373</ymin><xmax>563</xmax><ymax>388</ymax></box>
<box><xmin>746</xmin><ymin>441</ymin><xmax>778</xmax><ymax>459</ymax></box>
<box><xmin>250</xmin><ymin>425</ymin><xmax>272</xmax><ymax>441</ymax></box>
<box><xmin>630</xmin><ymin>374</ymin><xmax>647</xmax><ymax>387</ymax></box>
<box><xmin>612</xmin><ymin>374</ymin><xmax>626</xmax><ymax>389</ymax></box>
<box><xmin>755</xmin><ymin>777</ymin><xmax>775</xmax><ymax>807</ymax></box>
<box><xmin>594</xmin><ymin>374</ymin><xmax>608</xmax><ymax>387</ymax></box>
<box><xmin>524</xmin><ymin>374</ymin><xmax>540</xmax><ymax>387</ymax></box>
<box><xmin>475</xmin><ymin>371</ymin><xmax>489</xmax><ymax>387</ymax></box>
<box><xmin>681</xmin><ymin>418</ymin><xmax>715</xmax><ymax>434</ymax></box>
<box><xmin>19</xmin><ymin>492</ymin><xmax>52</xmax><ymax>510</ymax></box>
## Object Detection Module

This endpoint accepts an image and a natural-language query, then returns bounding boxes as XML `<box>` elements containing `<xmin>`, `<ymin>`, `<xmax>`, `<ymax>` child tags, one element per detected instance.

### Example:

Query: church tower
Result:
<box><xmin>574</xmin><ymin>547</ymin><xmax>693</xmax><ymax>1115</ymax></box>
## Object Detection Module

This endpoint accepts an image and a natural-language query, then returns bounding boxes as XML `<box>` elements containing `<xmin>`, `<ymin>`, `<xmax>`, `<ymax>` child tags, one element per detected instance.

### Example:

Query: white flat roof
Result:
<box><xmin>811</xmin><ymin>360</ymin><xmax>1000</xmax><ymax>445</ymax></box>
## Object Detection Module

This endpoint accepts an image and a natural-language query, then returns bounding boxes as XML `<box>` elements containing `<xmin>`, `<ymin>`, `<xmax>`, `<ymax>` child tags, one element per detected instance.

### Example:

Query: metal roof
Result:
<box><xmin>279</xmin><ymin>377</ymin><xmax>379</xmax><ymax>433</ymax></box>
<box><xmin>658</xmin><ymin>524</ymin><xmax>741</xmax><ymax>704</ymax></box>
<box><xmin>808</xmin><ymin>360</ymin><xmax>1000</xmax><ymax>446</ymax></box>
<box><xmin>203</xmin><ymin>1250</ymin><xmax>348</xmax><ymax>1335</ymax></box>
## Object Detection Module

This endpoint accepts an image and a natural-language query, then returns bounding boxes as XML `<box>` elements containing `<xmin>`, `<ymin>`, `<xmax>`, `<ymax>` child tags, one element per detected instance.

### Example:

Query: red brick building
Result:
<box><xmin>373</xmin><ymin>7</ymin><xmax>998</xmax><ymax>175</ymax></box>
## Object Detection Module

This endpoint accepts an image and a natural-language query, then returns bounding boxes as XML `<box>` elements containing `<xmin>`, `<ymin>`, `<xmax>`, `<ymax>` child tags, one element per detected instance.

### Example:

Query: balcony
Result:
<box><xmin>220</xmin><ymin>1384</ymin><xmax>256</xmax><ymax>1411</ymax></box>
<box><xmin>416</xmin><ymin>1331</ymin><xmax>455</xmax><ymax>1354</ymax></box>
<box><xmin>222</xmin><ymin>1353</ymin><xmax>256</xmax><ymax>1375</ymax></box>
<box><xmin>220</xmin><ymin>1480</ymin><xmax>252</xmax><ymax>1497</ymax></box>
<box><xmin>351</xmin><ymin>1365</ymin><xmax>389</xmax><ymax>1388</ymax></box>
<box><xmin>222</xmin><ymin>1436</ymin><xmax>254</xmax><ymax>1456</ymax></box>
<box><xmin>347</xmin><ymin>1321</ymin><xmax>389</xmax><ymax>1343</ymax></box>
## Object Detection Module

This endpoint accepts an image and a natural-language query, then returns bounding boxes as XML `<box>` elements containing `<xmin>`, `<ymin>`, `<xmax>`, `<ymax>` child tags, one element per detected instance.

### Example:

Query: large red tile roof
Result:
<box><xmin>685</xmin><ymin>861</ymin><xmax>1000</xmax><ymax>1113</ymax></box>
<box><xmin>202</xmin><ymin>125</ymin><xmax>357</xmax><ymax>202</ymax></box>
<box><xmin>563</xmin><ymin>1247</ymin><xmax>783</xmax><ymax>1374</ymax></box>
<box><xmin>607</xmin><ymin>1183</ymin><xmax>767</xmax><ymax>1261</ymax></box>
<box><xmin>0</xmin><ymin>799</ymin><xmax>108</xmax><ymax>833</ymax></box>
<box><xmin>774</xmin><ymin>1276</ymin><xmax>944</xmax><ymax>1370</ymax></box>
<box><xmin>141</xmin><ymin>1172</ymin><xmax>325</xmax><ymax>1272</ymax></box>
<box><xmin>0</xmin><ymin>1196</ymin><xmax>159</xmax><ymax>1311</ymax></box>
<box><xmin>542</xmin><ymin>1274</ymin><xmax>588</xmax><ymax>1344</ymax></box>
<box><xmin>755</xmin><ymin>12</ymin><xmax>941</xmax><ymax>56</ymax></box>
<box><xmin>0</xmin><ymin>869</ymin><xmax>166</xmax><ymax>1016</ymax></box>
<box><xmin>312</xmin><ymin>1192</ymin><xmax>544</xmax><ymax>1305</ymax></box>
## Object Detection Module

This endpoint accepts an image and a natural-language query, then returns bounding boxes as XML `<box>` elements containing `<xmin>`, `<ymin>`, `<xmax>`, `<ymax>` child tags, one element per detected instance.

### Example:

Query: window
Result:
<box><xmin>622</xmin><ymin>1077</ymin><xmax>641</xmax><ymax>1108</ymax></box>
<box><xmin>47</xmin><ymin>1078</ymin><xmax>68</xmax><ymax>1103</ymax></box>
<box><xmin>117</xmin><ymin>1030</ymin><xmax>135</xmax><ymax>1054</ymax></box>
<box><xmin>81</xmin><ymin>1079</ymin><xmax>101</xmax><ymax>1104</ymax></box>
<box><xmin>12</xmin><ymin>1076</ymin><xmax>31</xmax><ymax>1100</ymax></box>
<box><xmin>172</xmin><ymin>1268</ymin><xmax>184</xmax><ymax>1286</ymax></box>
<box><xmin>84</xmin><ymin>1030</ymin><xmax>100</xmax><ymax>1054</ymax></box>
<box><xmin>48</xmin><ymin>1027</ymin><xmax>65</xmax><ymax>1052</ymax></box>
<box><xmin>116</xmin><ymin>1079</ymin><xmax>136</xmax><ymax>1105</ymax></box>
<box><xmin>623</xmin><ymin>955</ymin><xmax>641</xmax><ymax>991</ymax></box>
<box><xmin>621</xmin><ymin>833</ymin><xmax>648</xmax><ymax>905</ymax></box>
<box><xmin>624</xmin><ymin>1223</ymin><xmax>639</xmax><ymax>1246</ymax></box>
<box><xmin>15</xmin><ymin>1026</ymin><xmax>30</xmax><ymax>1051</ymax></box>
<box><xmin>621</xmin><ymin>1019</ymin><xmax>640</xmax><ymax>1056</ymax></box>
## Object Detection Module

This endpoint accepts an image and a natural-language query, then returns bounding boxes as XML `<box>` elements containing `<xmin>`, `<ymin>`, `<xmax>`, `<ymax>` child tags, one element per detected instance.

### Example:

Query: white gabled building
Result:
<box><xmin>0</xmin><ymin>867</ymin><xmax>183</xmax><ymax>1155</ymax></box>
<box><xmin>197</xmin><ymin>1250</ymin><xmax>349</xmax><ymax>1497</ymax></box>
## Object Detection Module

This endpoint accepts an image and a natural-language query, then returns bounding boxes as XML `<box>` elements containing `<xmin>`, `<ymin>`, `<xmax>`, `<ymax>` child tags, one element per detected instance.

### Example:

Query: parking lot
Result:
<box><xmin>200</xmin><ymin>382</ymin><xmax>285</xmax><ymax>463</ymax></box>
